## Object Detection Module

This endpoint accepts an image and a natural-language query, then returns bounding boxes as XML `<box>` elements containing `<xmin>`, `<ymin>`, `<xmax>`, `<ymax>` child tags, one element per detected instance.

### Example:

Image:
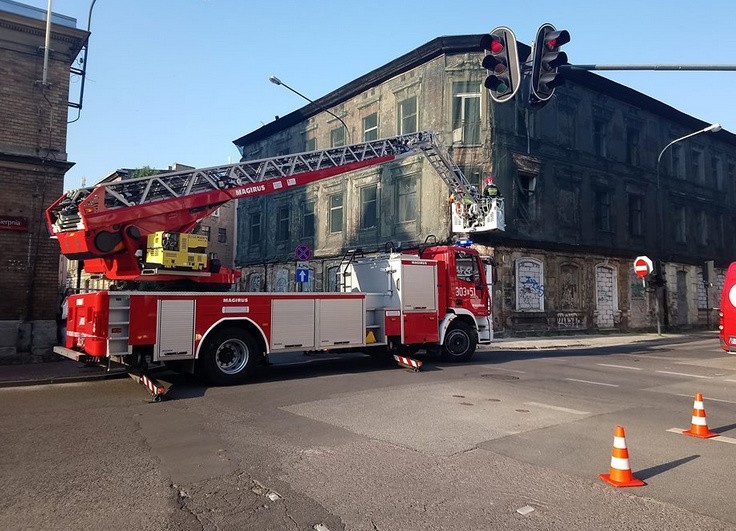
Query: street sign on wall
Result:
<box><xmin>634</xmin><ymin>256</ymin><xmax>653</xmax><ymax>279</ymax></box>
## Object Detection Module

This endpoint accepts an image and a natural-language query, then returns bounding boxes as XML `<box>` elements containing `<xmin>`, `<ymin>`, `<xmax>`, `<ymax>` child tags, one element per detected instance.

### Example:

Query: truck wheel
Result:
<box><xmin>198</xmin><ymin>327</ymin><xmax>258</xmax><ymax>385</ymax></box>
<box><xmin>441</xmin><ymin>320</ymin><xmax>477</xmax><ymax>362</ymax></box>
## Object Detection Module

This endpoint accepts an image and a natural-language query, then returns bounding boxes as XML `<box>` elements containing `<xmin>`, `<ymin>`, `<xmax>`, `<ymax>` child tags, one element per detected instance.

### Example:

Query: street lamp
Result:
<box><xmin>654</xmin><ymin>122</ymin><xmax>721</xmax><ymax>334</ymax></box>
<box><xmin>268</xmin><ymin>76</ymin><xmax>351</xmax><ymax>144</ymax></box>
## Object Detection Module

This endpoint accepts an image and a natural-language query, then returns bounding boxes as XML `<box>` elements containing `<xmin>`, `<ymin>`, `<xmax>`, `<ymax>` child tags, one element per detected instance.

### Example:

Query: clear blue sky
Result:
<box><xmin>24</xmin><ymin>0</ymin><xmax>736</xmax><ymax>191</ymax></box>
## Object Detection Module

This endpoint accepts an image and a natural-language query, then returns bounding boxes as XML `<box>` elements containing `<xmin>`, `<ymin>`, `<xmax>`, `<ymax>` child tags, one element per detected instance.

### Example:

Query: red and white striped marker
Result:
<box><xmin>393</xmin><ymin>355</ymin><xmax>423</xmax><ymax>372</ymax></box>
<box><xmin>140</xmin><ymin>374</ymin><xmax>165</xmax><ymax>401</ymax></box>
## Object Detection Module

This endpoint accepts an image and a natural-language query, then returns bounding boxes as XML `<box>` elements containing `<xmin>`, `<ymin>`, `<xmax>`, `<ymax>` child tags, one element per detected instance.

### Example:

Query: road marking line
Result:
<box><xmin>656</xmin><ymin>370</ymin><xmax>712</xmax><ymax>379</ymax></box>
<box><xmin>565</xmin><ymin>378</ymin><xmax>619</xmax><ymax>387</ymax></box>
<box><xmin>726</xmin><ymin>379</ymin><xmax>736</xmax><ymax>383</ymax></box>
<box><xmin>597</xmin><ymin>363</ymin><xmax>642</xmax><ymax>371</ymax></box>
<box><xmin>673</xmin><ymin>393</ymin><xmax>736</xmax><ymax>405</ymax></box>
<box><xmin>635</xmin><ymin>355</ymin><xmax>680</xmax><ymax>360</ymax></box>
<box><xmin>667</xmin><ymin>428</ymin><xmax>736</xmax><ymax>445</ymax></box>
<box><xmin>524</xmin><ymin>402</ymin><xmax>590</xmax><ymax>415</ymax></box>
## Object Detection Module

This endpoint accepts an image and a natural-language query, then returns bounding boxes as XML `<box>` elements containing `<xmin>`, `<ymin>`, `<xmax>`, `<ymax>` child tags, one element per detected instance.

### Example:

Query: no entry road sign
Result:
<box><xmin>634</xmin><ymin>256</ymin><xmax>653</xmax><ymax>279</ymax></box>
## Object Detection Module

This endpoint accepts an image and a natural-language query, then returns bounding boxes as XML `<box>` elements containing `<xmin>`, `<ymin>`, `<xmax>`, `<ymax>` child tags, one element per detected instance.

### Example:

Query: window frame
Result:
<box><xmin>300</xmin><ymin>201</ymin><xmax>315</xmax><ymax>239</ymax></box>
<box><xmin>330</xmin><ymin>126</ymin><xmax>346</xmax><ymax>148</ymax></box>
<box><xmin>451</xmin><ymin>81</ymin><xmax>481</xmax><ymax>145</ymax></box>
<box><xmin>329</xmin><ymin>193</ymin><xmax>344</xmax><ymax>234</ymax></box>
<box><xmin>276</xmin><ymin>204</ymin><xmax>291</xmax><ymax>242</ymax></box>
<box><xmin>360</xmin><ymin>184</ymin><xmax>378</xmax><ymax>230</ymax></box>
<box><xmin>396</xmin><ymin>176</ymin><xmax>417</xmax><ymax>223</ymax></box>
<box><xmin>362</xmin><ymin>112</ymin><xmax>378</xmax><ymax>141</ymax></box>
<box><xmin>398</xmin><ymin>95</ymin><xmax>418</xmax><ymax>135</ymax></box>
<box><xmin>248</xmin><ymin>212</ymin><xmax>261</xmax><ymax>246</ymax></box>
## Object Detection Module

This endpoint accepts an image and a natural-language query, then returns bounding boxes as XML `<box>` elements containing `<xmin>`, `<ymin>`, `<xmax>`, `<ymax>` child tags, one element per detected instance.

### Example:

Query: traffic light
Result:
<box><xmin>530</xmin><ymin>23</ymin><xmax>570</xmax><ymax>105</ymax></box>
<box><xmin>479</xmin><ymin>27</ymin><xmax>520</xmax><ymax>104</ymax></box>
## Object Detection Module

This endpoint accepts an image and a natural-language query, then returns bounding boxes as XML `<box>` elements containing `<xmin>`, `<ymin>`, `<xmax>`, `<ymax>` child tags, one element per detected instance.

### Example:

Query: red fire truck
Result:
<box><xmin>719</xmin><ymin>262</ymin><xmax>736</xmax><ymax>352</ymax></box>
<box><xmin>47</xmin><ymin>132</ymin><xmax>503</xmax><ymax>397</ymax></box>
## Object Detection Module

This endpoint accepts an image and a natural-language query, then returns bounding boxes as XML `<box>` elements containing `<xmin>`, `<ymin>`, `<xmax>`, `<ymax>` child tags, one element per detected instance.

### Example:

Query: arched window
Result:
<box><xmin>516</xmin><ymin>258</ymin><xmax>544</xmax><ymax>312</ymax></box>
<box><xmin>558</xmin><ymin>263</ymin><xmax>581</xmax><ymax>310</ymax></box>
<box><xmin>595</xmin><ymin>264</ymin><xmax>618</xmax><ymax>328</ymax></box>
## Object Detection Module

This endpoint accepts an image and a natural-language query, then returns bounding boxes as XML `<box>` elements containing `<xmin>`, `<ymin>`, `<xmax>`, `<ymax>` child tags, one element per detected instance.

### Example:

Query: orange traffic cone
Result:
<box><xmin>599</xmin><ymin>425</ymin><xmax>645</xmax><ymax>487</ymax></box>
<box><xmin>683</xmin><ymin>393</ymin><xmax>717</xmax><ymax>439</ymax></box>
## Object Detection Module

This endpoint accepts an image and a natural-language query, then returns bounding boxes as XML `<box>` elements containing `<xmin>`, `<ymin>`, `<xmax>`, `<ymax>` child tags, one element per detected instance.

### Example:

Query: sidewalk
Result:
<box><xmin>0</xmin><ymin>358</ymin><xmax>128</xmax><ymax>388</ymax></box>
<box><xmin>0</xmin><ymin>331</ymin><xmax>718</xmax><ymax>388</ymax></box>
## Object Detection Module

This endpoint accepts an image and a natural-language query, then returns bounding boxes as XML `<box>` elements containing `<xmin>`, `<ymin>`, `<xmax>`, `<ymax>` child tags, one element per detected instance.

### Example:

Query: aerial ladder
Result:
<box><xmin>46</xmin><ymin>131</ymin><xmax>504</xmax><ymax>287</ymax></box>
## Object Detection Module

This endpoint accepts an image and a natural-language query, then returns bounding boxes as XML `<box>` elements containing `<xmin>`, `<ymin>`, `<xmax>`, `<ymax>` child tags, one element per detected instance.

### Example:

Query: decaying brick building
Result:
<box><xmin>0</xmin><ymin>1</ymin><xmax>87</xmax><ymax>361</ymax></box>
<box><xmin>233</xmin><ymin>34</ymin><xmax>736</xmax><ymax>335</ymax></box>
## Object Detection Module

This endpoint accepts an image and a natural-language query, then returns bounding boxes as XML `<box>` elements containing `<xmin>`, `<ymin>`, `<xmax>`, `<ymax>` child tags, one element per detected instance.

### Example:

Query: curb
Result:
<box><xmin>0</xmin><ymin>370</ymin><xmax>128</xmax><ymax>388</ymax></box>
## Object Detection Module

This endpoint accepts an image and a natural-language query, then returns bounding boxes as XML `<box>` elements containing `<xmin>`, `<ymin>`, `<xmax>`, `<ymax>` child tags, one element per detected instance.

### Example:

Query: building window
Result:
<box><xmin>627</xmin><ymin>194</ymin><xmax>643</xmax><ymax>237</ymax></box>
<box><xmin>247</xmin><ymin>272</ymin><xmax>263</xmax><ymax>292</ymax></box>
<box><xmin>559</xmin><ymin>108</ymin><xmax>576</xmax><ymax>148</ymax></box>
<box><xmin>692</xmin><ymin>148</ymin><xmax>705</xmax><ymax>183</ymax></box>
<box><xmin>674</xmin><ymin>206</ymin><xmax>686</xmax><ymax>243</ymax></box>
<box><xmin>559</xmin><ymin>263</ymin><xmax>581</xmax><ymax>310</ymax></box>
<box><xmin>593</xmin><ymin>119</ymin><xmax>607</xmax><ymax>157</ymax></box>
<box><xmin>248</xmin><ymin>212</ymin><xmax>261</xmax><ymax>246</ymax></box>
<box><xmin>516</xmin><ymin>257</ymin><xmax>544</xmax><ymax>312</ymax></box>
<box><xmin>516</xmin><ymin>173</ymin><xmax>537</xmax><ymax>223</ymax></box>
<box><xmin>199</xmin><ymin>225</ymin><xmax>211</xmax><ymax>242</ymax></box>
<box><xmin>304</xmin><ymin>137</ymin><xmax>316</xmax><ymax>152</ymax></box>
<box><xmin>330</xmin><ymin>126</ymin><xmax>345</xmax><ymax>148</ymax></box>
<box><xmin>276</xmin><ymin>204</ymin><xmax>290</xmax><ymax>241</ymax></box>
<box><xmin>557</xmin><ymin>187</ymin><xmax>579</xmax><ymax>227</ymax></box>
<box><xmin>460</xmin><ymin>165</ymin><xmax>482</xmax><ymax>187</ymax></box>
<box><xmin>360</xmin><ymin>185</ymin><xmax>378</xmax><ymax>229</ymax></box>
<box><xmin>397</xmin><ymin>177</ymin><xmax>417</xmax><ymax>223</ymax></box>
<box><xmin>626</xmin><ymin>126</ymin><xmax>640</xmax><ymax>165</ymax></box>
<box><xmin>451</xmin><ymin>82</ymin><xmax>481</xmax><ymax>145</ymax></box>
<box><xmin>217</xmin><ymin>228</ymin><xmax>227</xmax><ymax>243</ymax></box>
<box><xmin>672</xmin><ymin>144</ymin><xmax>685</xmax><ymax>179</ymax></box>
<box><xmin>301</xmin><ymin>201</ymin><xmax>314</xmax><ymax>238</ymax></box>
<box><xmin>363</xmin><ymin>113</ymin><xmax>378</xmax><ymax>141</ymax></box>
<box><xmin>713</xmin><ymin>155</ymin><xmax>723</xmax><ymax>190</ymax></box>
<box><xmin>398</xmin><ymin>95</ymin><xmax>418</xmax><ymax>134</ymax></box>
<box><xmin>329</xmin><ymin>193</ymin><xmax>343</xmax><ymax>233</ymax></box>
<box><xmin>326</xmin><ymin>265</ymin><xmax>340</xmax><ymax>292</ymax></box>
<box><xmin>698</xmin><ymin>210</ymin><xmax>707</xmax><ymax>246</ymax></box>
<box><xmin>595</xmin><ymin>190</ymin><xmax>612</xmax><ymax>232</ymax></box>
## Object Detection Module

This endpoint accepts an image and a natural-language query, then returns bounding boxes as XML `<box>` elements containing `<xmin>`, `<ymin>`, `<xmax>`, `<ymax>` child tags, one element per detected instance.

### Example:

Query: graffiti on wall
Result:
<box><xmin>557</xmin><ymin>312</ymin><xmax>583</xmax><ymax>328</ymax></box>
<box><xmin>275</xmin><ymin>269</ymin><xmax>289</xmax><ymax>292</ymax></box>
<box><xmin>516</xmin><ymin>258</ymin><xmax>544</xmax><ymax>312</ymax></box>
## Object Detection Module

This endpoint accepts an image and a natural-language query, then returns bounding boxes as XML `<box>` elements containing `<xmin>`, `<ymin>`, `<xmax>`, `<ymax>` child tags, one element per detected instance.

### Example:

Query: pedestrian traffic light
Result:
<box><xmin>530</xmin><ymin>23</ymin><xmax>570</xmax><ymax>105</ymax></box>
<box><xmin>479</xmin><ymin>27</ymin><xmax>520</xmax><ymax>104</ymax></box>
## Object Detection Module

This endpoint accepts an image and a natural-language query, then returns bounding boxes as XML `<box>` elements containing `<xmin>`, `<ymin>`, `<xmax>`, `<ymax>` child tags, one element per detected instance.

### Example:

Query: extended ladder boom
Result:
<box><xmin>46</xmin><ymin>131</ymin><xmax>502</xmax><ymax>282</ymax></box>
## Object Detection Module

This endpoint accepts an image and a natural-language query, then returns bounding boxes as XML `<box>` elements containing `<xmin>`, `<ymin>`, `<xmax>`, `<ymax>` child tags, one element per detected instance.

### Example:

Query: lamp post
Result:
<box><xmin>268</xmin><ymin>76</ymin><xmax>351</xmax><ymax>144</ymax></box>
<box><xmin>653</xmin><ymin>122</ymin><xmax>721</xmax><ymax>334</ymax></box>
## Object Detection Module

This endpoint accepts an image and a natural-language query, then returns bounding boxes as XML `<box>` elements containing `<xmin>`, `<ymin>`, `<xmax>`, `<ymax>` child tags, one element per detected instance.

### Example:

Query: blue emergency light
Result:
<box><xmin>456</xmin><ymin>239</ymin><xmax>473</xmax><ymax>247</ymax></box>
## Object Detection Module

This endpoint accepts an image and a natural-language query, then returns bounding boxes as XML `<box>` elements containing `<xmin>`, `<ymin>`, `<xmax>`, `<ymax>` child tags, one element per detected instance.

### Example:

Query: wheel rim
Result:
<box><xmin>445</xmin><ymin>329</ymin><xmax>470</xmax><ymax>357</ymax></box>
<box><xmin>215</xmin><ymin>338</ymin><xmax>249</xmax><ymax>375</ymax></box>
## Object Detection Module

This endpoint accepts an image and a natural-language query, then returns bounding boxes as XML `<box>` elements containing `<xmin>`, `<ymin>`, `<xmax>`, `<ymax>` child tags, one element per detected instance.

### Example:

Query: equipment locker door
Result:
<box><xmin>156</xmin><ymin>299</ymin><xmax>195</xmax><ymax>360</ymax></box>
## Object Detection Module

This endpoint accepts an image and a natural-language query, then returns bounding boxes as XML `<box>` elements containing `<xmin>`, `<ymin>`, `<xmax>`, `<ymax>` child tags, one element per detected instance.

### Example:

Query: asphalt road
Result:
<box><xmin>1</xmin><ymin>334</ymin><xmax>735</xmax><ymax>530</ymax></box>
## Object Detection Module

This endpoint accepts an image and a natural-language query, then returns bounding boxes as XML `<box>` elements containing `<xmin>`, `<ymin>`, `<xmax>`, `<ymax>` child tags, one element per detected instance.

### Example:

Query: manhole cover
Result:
<box><xmin>479</xmin><ymin>373</ymin><xmax>519</xmax><ymax>381</ymax></box>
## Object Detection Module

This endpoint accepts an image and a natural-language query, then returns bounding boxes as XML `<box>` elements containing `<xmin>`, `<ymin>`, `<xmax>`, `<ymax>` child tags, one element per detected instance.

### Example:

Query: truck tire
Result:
<box><xmin>440</xmin><ymin>320</ymin><xmax>477</xmax><ymax>362</ymax></box>
<box><xmin>197</xmin><ymin>327</ymin><xmax>258</xmax><ymax>385</ymax></box>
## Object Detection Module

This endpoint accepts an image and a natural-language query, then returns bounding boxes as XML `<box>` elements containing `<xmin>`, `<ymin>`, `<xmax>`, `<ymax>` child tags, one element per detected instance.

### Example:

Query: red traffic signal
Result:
<box><xmin>480</xmin><ymin>27</ymin><xmax>520</xmax><ymax>104</ymax></box>
<box><xmin>530</xmin><ymin>24</ymin><xmax>570</xmax><ymax>105</ymax></box>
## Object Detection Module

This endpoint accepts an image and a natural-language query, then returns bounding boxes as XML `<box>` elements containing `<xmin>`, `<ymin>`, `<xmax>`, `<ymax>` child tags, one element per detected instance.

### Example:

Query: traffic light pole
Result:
<box><xmin>560</xmin><ymin>64</ymin><xmax>736</xmax><ymax>71</ymax></box>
